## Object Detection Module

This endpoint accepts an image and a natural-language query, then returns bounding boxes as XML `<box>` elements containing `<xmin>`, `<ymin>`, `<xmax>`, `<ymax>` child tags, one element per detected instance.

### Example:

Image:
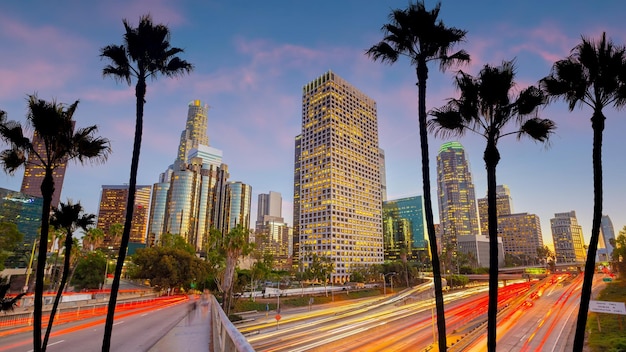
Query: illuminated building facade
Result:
<box><xmin>436</xmin><ymin>141</ymin><xmax>480</xmax><ymax>251</ymax></box>
<box><xmin>225</xmin><ymin>181</ymin><xmax>252</xmax><ymax>232</ymax></box>
<box><xmin>383</xmin><ymin>196</ymin><xmax>428</xmax><ymax>262</ymax></box>
<box><xmin>20</xmin><ymin>127</ymin><xmax>73</xmax><ymax>209</ymax></box>
<box><xmin>477</xmin><ymin>185</ymin><xmax>513</xmax><ymax>237</ymax></box>
<box><xmin>297</xmin><ymin>70</ymin><xmax>384</xmax><ymax>283</ymax></box>
<box><xmin>0</xmin><ymin>187</ymin><xmax>43</xmax><ymax>268</ymax></box>
<box><xmin>292</xmin><ymin>135</ymin><xmax>302</xmax><ymax>268</ymax></box>
<box><xmin>178</xmin><ymin>100</ymin><xmax>209</xmax><ymax>163</ymax></box>
<box><xmin>97</xmin><ymin>185</ymin><xmax>152</xmax><ymax>247</ymax></box>
<box><xmin>498</xmin><ymin>213</ymin><xmax>543</xmax><ymax>263</ymax></box>
<box><xmin>551</xmin><ymin>211</ymin><xmax>586</xmax><ymax>264</ymax></box>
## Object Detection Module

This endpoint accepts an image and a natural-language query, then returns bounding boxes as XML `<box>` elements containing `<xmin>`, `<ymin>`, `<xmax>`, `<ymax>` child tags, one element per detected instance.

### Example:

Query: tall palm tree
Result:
<box><xmin>540</xmin><ymin>32</ymin><xmax>626</xmax><ymax>351</ymax></box>
<box><xmin>366</xmin><ymin>2</ymin><xmax>469</xmax><ymax>349</ymax></box>
<box><xmin>99</xmin><ymin>14</ymin><xmax>193</xmax><ymax>351</ymax></box>
<box><xmin>429</xmin><ymin>60</ymin><xmax>555</xmax><ymax>352</ymax></box>
<box><xmin>0</xmin><ymin>97</ymin><xmax>110</xmax><ymax>352</ymax></box>
<box><xmin>83</xmin><ymin>227</ymin><xmax>105</xmax><ymax>251</ymax></box>
<box><xmin>107</xmin><ymin>223</ymin><xmax>123</xmax><ymax>249</ymax></box>
<box><xmin>42</xmin><ymin>201</ymin><xmax>95</xmax><ymax>350</ymax></box>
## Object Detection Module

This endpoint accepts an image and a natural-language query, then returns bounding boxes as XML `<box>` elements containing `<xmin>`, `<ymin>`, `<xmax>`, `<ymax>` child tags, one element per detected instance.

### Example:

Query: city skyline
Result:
<box><xmin>2</xmin><ymin>1</ymin><xmax>626</xmax><ymax>248</ymax></box>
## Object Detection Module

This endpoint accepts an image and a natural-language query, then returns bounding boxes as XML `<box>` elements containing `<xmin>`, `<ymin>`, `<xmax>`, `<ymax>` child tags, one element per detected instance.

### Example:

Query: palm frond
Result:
<box><xmin>518</xmin><ymin>118</ymin><xmax>556</xmax><ymax>143</ymax></box>
<box><xmin>428</xmin><ymin>105</ymin><xmax>467</xmax><ymax>138</ymax></box>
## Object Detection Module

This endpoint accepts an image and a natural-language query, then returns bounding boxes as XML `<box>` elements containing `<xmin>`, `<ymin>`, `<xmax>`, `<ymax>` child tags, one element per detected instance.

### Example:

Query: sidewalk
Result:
<box><xmin>149</xmin><ymin>301</ymin><xmax>211</xmax><ymax>352</ymax></box>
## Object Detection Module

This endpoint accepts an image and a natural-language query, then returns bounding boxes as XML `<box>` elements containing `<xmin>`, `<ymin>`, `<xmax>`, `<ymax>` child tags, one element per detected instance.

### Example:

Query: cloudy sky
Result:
<box><xmin>1</xmin><ymin>1</ymin><xmax>625</xmax><ymax>247</ymax></box>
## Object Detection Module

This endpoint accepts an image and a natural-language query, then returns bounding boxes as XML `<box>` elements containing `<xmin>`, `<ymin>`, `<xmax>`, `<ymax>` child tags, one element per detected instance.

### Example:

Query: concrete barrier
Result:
<box><xmin>210</xmin><ymin>295</ymin><xmax>254</xmax><ymax>352</ymax></box>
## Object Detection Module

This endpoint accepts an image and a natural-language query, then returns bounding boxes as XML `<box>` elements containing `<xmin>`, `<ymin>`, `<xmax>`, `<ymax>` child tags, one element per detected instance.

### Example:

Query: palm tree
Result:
<box><xmin>99</xmin><ymin>14</ymin><xmax>193</xmax><ymax>351</ymax></box>
<box><xmin>540</xmin><ymin>32</ymin><xmax>626</xmax><ymax>351</ymax></box>
<box><xmin>83</xmin><ymin>227</ymin><xmax>105</xmax><ymax>251</ymax></box>
<box><xmin>366</xmin><ymin>2</ymin><xmax>469</xmax><ymax>349</ymax></box>
<box><xmin>107</xmin><ymin>223</ymin><xmax>123</xmax><ymax>249</ymax></box>
<box><xmin>43</xmin><ymin>201</ymin><xmax>95</xmax><ymax>350</ymax></box>
<box><xmin>429</xmin><ymin>60</ymin><xmax>555</xmax><ymax>352</ymax></box>
<box><xmin>0</xmin><ymin>96</ymin><xmax>110</xmax><ymax>352</ymax></box>
<box><xmin>219</xmin><ymin>224</ymin><xmax>253</xmax><ymax>315</ymax></box>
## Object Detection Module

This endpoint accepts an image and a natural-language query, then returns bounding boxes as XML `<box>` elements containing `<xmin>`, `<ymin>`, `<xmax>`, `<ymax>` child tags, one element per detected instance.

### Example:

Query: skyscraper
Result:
<box><xmin>257</xmin><ymin>191</ymin><xmax>282</xmax><ymax>221</ymax></box>
<box><xmin>551</xmin><ymin>211</ymin><xmax>586</xmax><ymax>264</ymax></box>
<box><xmin>292</xmin><ymin>135</ymin><xmax>302</xmax><ymax>268</ymax></box>
<box><xmin>498</xmin><ymin>213</ymin><xmax>543</xmax><ymax>263</ymax></box>
<box><xmin>177</xmin><ymin>100</ymin><xmax>209</xmax><ymax>163</ymax></box>
<box><xmin>255</xmin><ymin>191</ymin><xmax>292</xmax><ymax>270</ymax></box>
<box><xmin>382</xmin><ymin>196</ymin><xmax>428</xmax><ymax>262</ymax></box>
<box><xmin>296</xmin><ymin>70</ymin><xmax>384</xmax><ymax>283</ymax></box>
<box><xmin>97</xmin><ymin>185</ymin><xmax>152</xmax><ymax>247</ymax></box>
<box><xmin>477</xmin><ymin>185</ymin><xmax>513</xmax><ymax>236</ymax></box>
<box><xmin>148</xmin><ymin>100</ymin><xmax>230</xmax><ymax>252</ymax></box>
<box><xmin>436</xmin><ymin>141</ymin><xmax>480</xmax><ymax>251</ymax></box>
<box><xmin>225</xmin><ymin>181</ymin><xmax>252</xmax><ymax>232</ymax></box>
<box><xmin>598</xmin><ymin>215</ymin><xmax>616</xmax><ymax>262</ymax></box>
<box><xmin>20</xmin><ymin>127</ymin><xmax>73</xmax><ymax>209</ymax></box>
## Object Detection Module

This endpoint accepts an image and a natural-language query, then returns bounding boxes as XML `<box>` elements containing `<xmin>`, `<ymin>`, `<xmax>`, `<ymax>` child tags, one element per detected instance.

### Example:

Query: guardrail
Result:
<box><xmin>210</xmin><ymin>295</ymin><xmax>255</xmax><ymax>352</ymax></box>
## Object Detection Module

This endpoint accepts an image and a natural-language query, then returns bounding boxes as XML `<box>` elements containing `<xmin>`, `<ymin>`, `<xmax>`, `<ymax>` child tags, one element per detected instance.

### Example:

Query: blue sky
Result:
<box><xmin>1</xmin><ymin>1</ymin><xmax>626</xmax><ymax>248</ymax></box>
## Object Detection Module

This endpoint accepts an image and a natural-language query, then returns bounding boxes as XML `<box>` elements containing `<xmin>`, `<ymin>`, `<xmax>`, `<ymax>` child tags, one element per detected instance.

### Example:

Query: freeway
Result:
<box><xmin>241</xmin><ymin>281</ymin><xmax>532</xmax><ymax>351</ymax></box>
<box><xmin>0</xmin><ymin>295</ymin><xmax>192</xmax><ymax>352</ymax></box>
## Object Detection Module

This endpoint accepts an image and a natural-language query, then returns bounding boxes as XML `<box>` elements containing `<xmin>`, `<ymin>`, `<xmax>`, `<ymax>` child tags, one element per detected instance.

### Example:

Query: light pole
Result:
<box><xmin>383</xmin><ymin>272</ymin><xmax>397</xmax><ymax>295</ymax></box>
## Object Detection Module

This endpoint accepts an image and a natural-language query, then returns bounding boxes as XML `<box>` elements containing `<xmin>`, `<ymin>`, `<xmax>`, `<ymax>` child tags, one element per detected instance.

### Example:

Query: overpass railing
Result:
<box><xmin>210</xmin><ymin>295</ymin><xmax>254</xmax><ymax>352</ymax></box>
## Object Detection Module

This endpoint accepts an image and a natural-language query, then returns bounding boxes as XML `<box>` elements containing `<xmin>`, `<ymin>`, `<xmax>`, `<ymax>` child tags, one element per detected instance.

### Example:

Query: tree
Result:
<box><xmin>83</xmin><ymin>228</ymin><xmax>105</xmax><ymax>252</ymax></box>
<box><xmin>429</xmin><ymin>60</ymin><xmax>555</xmax><ymax>351</ymax></box>
<box><xmin>158</xmin><ymin>233</ymin><xmax>195</xmax><ymax>254</ymax></box>
<box><xmin>131</xmin><ymin>246</ymin><xmax>210</xmax><ymax>292</ymax></box>
<box><xmin>540</xmin><ymin>32</ymin><xmax>626</xmax><ymax>351</ymax></box>
<box><xmin>43</xmin><ymin>201</ymin><xmax>96</xmax><ymax>350</ymax></box>
<box><xmin>611</xmin><ymin>229</ymin><xmax>626</xmax><ymax>277</ymax></box>
<box><xmin>107</xmin><ymin>223</ymin><xmax>123</xmax><ymax>249</ymax></box>
<box><xmin>99</xmin><ymin>14</ymin><xmax>193</xmax><ymax>351</ymax></box>
<box><xmin>71</xmin><ymin>251</ymin><xmax>107</xmax><ymax>290</ymax></box>
<box><xmin>0</xmin><ymin>98</ymin><xmax>110</xmax><ymax>352</ymax></box>
<box><xmin>218</xmin><ymin>225</ymin><xmax>253</xmax><ymax>314</ymax></box>
<box><xmin>366</xmin><ymin>3</ymin><xmax>469</xmax><ymax>349</ymax></box>
<box><xmin>0</xmin><ymin>222</ymin><xmax>24</xmax><ymax>271</ymax></box>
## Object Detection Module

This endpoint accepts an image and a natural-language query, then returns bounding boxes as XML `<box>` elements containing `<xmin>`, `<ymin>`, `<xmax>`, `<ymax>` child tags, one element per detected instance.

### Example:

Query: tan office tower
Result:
<box><xmin>21</xmin><ymin>128</ymin><xmax>73</xmax><ymax>209</ymax></box>
<box><xmin>297</xmin><ymin>70</ymin><xmax>384</xmax><ymax>283</ymax></box>
<box><xmin>97</xmin><ymin>185</ymin><xmax>152</xmax><ymax>247</ymax></box>
<box><xmin>551</xmin><ymin>211</ymin><xmax>586</xmax><ymax>264</ymax></box>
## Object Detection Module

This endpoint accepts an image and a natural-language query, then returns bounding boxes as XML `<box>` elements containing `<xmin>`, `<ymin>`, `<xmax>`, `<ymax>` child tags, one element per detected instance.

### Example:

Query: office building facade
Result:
<box><xmin>296</xmin><ymin>70</ymin><xmax>384</xmax><ymax>283</ymax></box>
<box><xmin>0</xmin><ymin>187</ymin><xmax>43</xmax><ymax>268</ymax></box>
<box><xmin>551</xmin><ymin>211</ymin><xmax>586</xmax><ymax>264</ymax></box>
<box><xmin>477</xmin><ymin>185</ymin><xmax>513</xmax><ymax>237</ymax></box>
<box><xmin>598</xmin><ymin>215</ymin><xmax>616</xmax><ymax>263</ymax></box>
<box><xmin>97</xmin><ymin>185</ymin><xmax>152</xmax><ymax>247</ymax></box>
<box><xmin>383</xmin><ymin>196</ymin><xmax>428</xmax><ymax>262</ymax></box>
<box><xmin>436</xmin><ymin>141</ymin><xmax>480</xmax><ymax>251</ymax></box>
<box><xmin>498</xmin><ymin>213</ymin><xmax>543</xmax><ymax>264</ymax></box>
<box><xmin>225</xmin><ymin>181</ymin><xmax>252</xmax><ymax>232</ymax></box>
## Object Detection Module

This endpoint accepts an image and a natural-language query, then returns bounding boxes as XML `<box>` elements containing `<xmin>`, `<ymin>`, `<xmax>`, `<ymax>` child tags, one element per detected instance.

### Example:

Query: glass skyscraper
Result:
<box><xmin>296</xmin><ymin>70</ymin><xmax>384</xmax><ymax>283</ymax></box>
<box><xmin>225</xmin><ymin>181</ymin><xmax>252</xmax><ymax>232</ymax></box>
<box><xmin>436</xmin><ymin>141</ymin><xmax>480</xmax><ymax>252</ymax></box>
<box><xmin>0</xmin><ymin>187</ymin><xmax>43</xmax><ymax>268</ymax></box>
<box><xmin>551</xmin><ymin>211</ymin><xmax>586</xmax><ymax>264</ymax></box>
<box><xmin>383</xmin><ymin>196</ymin><xmax>428</xmax><ymax>262</ymax></box>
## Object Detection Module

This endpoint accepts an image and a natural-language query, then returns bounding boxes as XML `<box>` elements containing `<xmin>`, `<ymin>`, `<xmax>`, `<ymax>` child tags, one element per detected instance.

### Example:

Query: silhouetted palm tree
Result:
<box><xmin>43</xmin><ymin>201</ymin><xmax>95</xmax><ymax>350</ymax></box>
<box><xmin>366</xmin><ymin>2</ymin><xmax>469</xmax><ymax>349</ymax></box>
<box><xmin>429</xmin><ymin>60</ymin><xmax>555</xmax><ymax>352</ymax></box>
<box><xmin>0</xmin><ymin>96</ymin><xmax>110</xmax><ymax>352</ymax></box>
<box><xmin>540</xmin><ymin>32</ymin><xmax>626</xmax><ymax>352</ymax></box>
<box><xmin>99</xmin><ymin>14</ymin><xmax>193</xmax><ymax>351</ymax></box>
<box><xmin>83</xmin><ymin>227</ymin><xmax>105</xmax><ymax>251</ymax></box>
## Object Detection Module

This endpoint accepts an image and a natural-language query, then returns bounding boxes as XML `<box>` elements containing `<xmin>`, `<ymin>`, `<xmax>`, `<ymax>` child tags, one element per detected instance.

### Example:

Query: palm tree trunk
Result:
<box><xmin>34</xmin><ymin>170</ymin><xmax>54</xmax><ymax>352</ymax></box>
<box><xmin>484</xmin><ymin>140</ymin><xmax>500</xmax><ymax>352</ymax></box>
<box><xmin>42</xmin><ymin>233</ymin><xmax>72</xmax><ymax>351</ymax></box>
<box><xmin>102</xmin><ymin>78</ymin><xmax>146</xmax><ymax>352</ymax></box>
<box><xmin>573</xmin><ymin>111</ymin><xmax>604</xmax><ymax>351</ymax></box>
<box><xmin>416</xmin><ymin>63</ymin><xmax>447</xmax><ymax>351</ymax></box>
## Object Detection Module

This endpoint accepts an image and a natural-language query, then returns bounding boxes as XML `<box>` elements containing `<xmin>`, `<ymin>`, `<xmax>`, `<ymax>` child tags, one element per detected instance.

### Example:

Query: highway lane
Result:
<box><xmin>0</xmin><ymin>296</ymin><xmax>193</xmax><ymax>352</ymax></box>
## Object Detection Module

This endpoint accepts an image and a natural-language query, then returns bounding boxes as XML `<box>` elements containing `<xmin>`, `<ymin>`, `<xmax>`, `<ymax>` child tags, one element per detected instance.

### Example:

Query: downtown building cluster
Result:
<box><xmin>1</xmin><ymin>71</ymin><xmax>618</xmax><ymax>281</ymax></box>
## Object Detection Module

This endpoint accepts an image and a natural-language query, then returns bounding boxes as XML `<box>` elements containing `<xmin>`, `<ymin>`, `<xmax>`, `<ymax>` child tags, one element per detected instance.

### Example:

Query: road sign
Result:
<box><xmin>602</xmin><ymin>277</ymin><xmax>613</xmax><ymax>282</ymax></box>
<box><xmin>589</xmin><ymin>300</ymin><xmax>626</xmax><ymax>315</ymax></box>
<box><xmin>275</xmin><ymin>314</ymin><xmax>281</xmax><ymax>321</ymax></box>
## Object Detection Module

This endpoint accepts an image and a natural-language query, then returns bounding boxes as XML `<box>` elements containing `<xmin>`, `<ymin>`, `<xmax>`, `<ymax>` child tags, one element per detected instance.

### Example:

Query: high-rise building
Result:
<box><xmin>255</xmin><ymin>217</ymin><xmax>292</xmax><ymax>271</ymax></box>
<box><xmin>457</xmin><ymin>234</ymin><xmax>504</xmax><ymax>268</ymax></box>
<box><xmin>97</xmin><ymin>185</ymin><xmax>152</xmax><ymax>247</ymax></box>
<box><xmin>20</xmin><ymin>126</ymin><xmax>74</xmax><ymax>209</ymax></box>
<box><xmin>598</xmin><ymin>215</ymin><xmax>616</xmax><ymax>262</ymax></box>
<box><xmin>257</xmin><ymin>191</ymin><xmax>282</xmax><ymax>221</ymax></box>
<box><xmin>551</xmin><ymin>211</ymin><xmax>586</xmax><ymax>264</ymax></box>
<box><xmin>383</xmin><ymin>196</ymin><xmax>428</xmax><ymax>263</ymax></box>
<box><xmin>379</xmin><ymin>148</ymin><xmax>388</xmax><ymax>202</ymax></box>
<box><xmin>177</xmin><ymin>100</ymin><xmax>209</xmax><ymax>163</ymax></box>
<box><xmin>498</xmin><ymin>213</ymin><xmax>543</xmax><ymax>263</ymax></box>
<box><xmin>477</xmin><ymin>185</ymin><xmax>513</xmax><ymax>237</ymax></box>
<box><xmin>296</xmin><ymin>70</ymin><xmax>384</xmax><ymax>283</ymax></box>
<box><xmin>436</xmin><ymin>141</ymin><xmax>480</xmax><ymax>251</ymax></box>
<box><xmin>148</xmin><ymin>100</ymin><xmax>232</xmax><ymax>252</ymax></box>
<box><xmin>225</xmin><ymin>181</ymin><xmax>252</xmax><ymax>232</ymax></box>
<box><xmin>292</xmin><ymin>135</ymin><xmax>302</xmax><ymax>268</ymax></box>
<box><xmin>0</xmin><ymin>187</ymin><xmax>43</xmax><ymax>268</ymax></box>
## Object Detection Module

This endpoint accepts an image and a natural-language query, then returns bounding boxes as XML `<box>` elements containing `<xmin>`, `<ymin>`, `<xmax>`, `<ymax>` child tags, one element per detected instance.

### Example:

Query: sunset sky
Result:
<box><xmin>1</xmin><ymin>1</ymin><xmax>626</xmax><ymax>247</ymax></box>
